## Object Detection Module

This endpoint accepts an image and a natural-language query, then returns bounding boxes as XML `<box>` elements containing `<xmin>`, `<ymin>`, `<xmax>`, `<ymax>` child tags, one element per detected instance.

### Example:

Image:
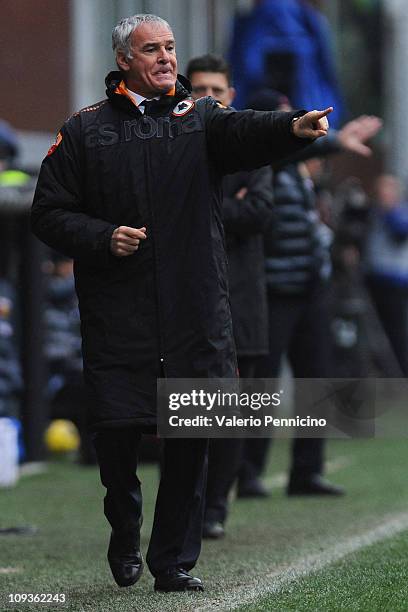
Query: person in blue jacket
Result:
<box><xmin>364</xmin><ymin>174</ymin><xmax>408</xmax><ymax>375</ymax></box>
<box><xmin>229</xmin><ymin>0</ymin><xmax>345</xmax><ymax>127</ymax></box>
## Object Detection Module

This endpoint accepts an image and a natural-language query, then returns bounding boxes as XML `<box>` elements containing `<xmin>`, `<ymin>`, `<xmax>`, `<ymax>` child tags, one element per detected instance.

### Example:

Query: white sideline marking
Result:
<box><xmin>0</xmin><ymin>567</ymin><xmax>21</xmax><ymax>574</ymax></box>
<box><xmin>197</xmin><ymin>511</ymin><xmax>408</xmax><ymax>611</ymax></box>
<box><xmin>19</xmin><ymin>462</ymin><xmax>48</xmax><ymax>478</ymax></box>
<box><xmin>263</xmin><ymin>455</ymin><xmax>353</xmax><ymax>489</ymax></box>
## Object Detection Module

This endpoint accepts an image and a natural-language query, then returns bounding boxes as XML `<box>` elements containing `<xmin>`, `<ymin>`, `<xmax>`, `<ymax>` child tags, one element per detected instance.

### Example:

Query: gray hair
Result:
<box><xmin>112</xmin><ymin>14</ymin><xmax>172</xmax><ymax>60</ymax></box>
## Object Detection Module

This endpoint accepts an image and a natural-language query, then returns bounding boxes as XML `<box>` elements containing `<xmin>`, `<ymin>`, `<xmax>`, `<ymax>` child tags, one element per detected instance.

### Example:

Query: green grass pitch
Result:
<box><xmin>1</xmin><ymin>438</ymin><xmax>408</xmax><ymax>611</ymax></box>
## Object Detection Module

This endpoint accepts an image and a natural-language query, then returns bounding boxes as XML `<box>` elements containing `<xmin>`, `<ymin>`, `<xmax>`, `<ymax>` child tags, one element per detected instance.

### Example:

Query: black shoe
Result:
<box><xmin>237</xmin><ymin>477</ymin><xmax>270</xmax><ymax>498</ymax></box>
<box><xmin>154</xmin><ymin>568</ymin><xmax>204</xmax><ymax>592</ymax></box>
<box><xmin>287</xmin><ymin>474</ymin><xmax>345</xmax><ymax>496</ymax></box>
<box><xmin>202</xmin><ymin>520</ymin><xmax>225</xmax><ymax>540</ymax></box>
<box><xmin>107</xmin><ymin>531</ymin><xmax>143</xmax><ymax>587</ymax></box>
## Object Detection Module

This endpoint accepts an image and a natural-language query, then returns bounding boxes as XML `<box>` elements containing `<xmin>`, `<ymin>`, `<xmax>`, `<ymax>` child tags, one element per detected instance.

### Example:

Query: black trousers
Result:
<box><xmin>205</xmin><ymin>357</ymin><xmax>260</xmax><ymax>523</ymax></box>
<box><xmin>93</xmin><ymin>429</ymin><xmax>208</xmax><ymax>577</ymax></box>
<box><xmin>240</xmin><ymin>282</ymin><xmax>332</xmax><ymax>482</ymax></box>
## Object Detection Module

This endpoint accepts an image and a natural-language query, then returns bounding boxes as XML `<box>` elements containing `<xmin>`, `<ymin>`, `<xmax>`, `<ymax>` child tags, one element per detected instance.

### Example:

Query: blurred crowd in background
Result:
<box><xmin>0</xmin><ymin>0</ymin><xmax>406</xmax><ymax>515</ymax></box>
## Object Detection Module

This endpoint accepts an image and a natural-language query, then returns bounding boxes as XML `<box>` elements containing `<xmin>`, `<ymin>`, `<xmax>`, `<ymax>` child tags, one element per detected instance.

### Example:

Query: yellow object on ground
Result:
<box><xmin>44</xmin><ymin>419</ymin><xmax>80</xmax><ymax>453</ymax></box>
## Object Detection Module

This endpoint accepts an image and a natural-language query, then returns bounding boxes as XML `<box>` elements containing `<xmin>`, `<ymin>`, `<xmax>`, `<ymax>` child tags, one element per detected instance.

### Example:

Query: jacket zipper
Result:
<box><xmin>142</xmin><ymin>108</ymin><xmax>167</xmax><ymax>377</ymax></box>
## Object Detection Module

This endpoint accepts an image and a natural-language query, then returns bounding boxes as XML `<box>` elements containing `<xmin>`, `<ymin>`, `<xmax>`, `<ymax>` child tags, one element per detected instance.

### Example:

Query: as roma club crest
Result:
<box><xmin>172</xmin><ymin>100</ymin><xmax>195</xmax><ymax>117</ymax></box>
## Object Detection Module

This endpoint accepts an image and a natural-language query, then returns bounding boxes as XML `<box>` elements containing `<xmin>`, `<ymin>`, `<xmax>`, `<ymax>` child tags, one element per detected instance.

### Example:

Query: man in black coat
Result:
<box><xmin>31</xmin><ymin>14</ymin><xmax>332</xmax><ymax>592</ymax></box>
<box><xmin>187</xmin><ymin>54</ymin><xmax>274</xmax><ymax>539</ymax></box>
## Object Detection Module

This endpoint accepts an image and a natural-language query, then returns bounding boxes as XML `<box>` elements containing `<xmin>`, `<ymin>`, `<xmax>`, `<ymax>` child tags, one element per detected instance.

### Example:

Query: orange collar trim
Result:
<box><xmin>114</xmin><ymin>80</ymin><xmax>137</xmax><ymax>106</ymax></box>
<box><xmin>114</xmin><ymin>80</ymin><xmax>176</xmax><ymax>106</ymax></box>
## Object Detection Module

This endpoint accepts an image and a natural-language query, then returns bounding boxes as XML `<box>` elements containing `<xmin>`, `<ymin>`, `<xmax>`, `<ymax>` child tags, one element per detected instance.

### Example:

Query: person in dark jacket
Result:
<box><xmin>31</xmin><ymin>14</ymin><xmax>332</xmax><ymax>592</ymax></box>
<box><xmin>238</xmin><ymin>90</ymin><xmax>381</xmax><ymax>498</ymax></box>
<box><xmin>187</xmin><ymin>54</ymin><xmax>274</xmax><ymax>539</ymax></box>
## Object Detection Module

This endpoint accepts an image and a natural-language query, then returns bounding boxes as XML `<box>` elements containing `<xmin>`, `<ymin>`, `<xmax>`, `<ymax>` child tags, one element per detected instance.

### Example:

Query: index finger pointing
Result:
<box><xmin>314</xmin><ymin>107</ymin><xmax>334</xmax><ymax>120</ymax></box>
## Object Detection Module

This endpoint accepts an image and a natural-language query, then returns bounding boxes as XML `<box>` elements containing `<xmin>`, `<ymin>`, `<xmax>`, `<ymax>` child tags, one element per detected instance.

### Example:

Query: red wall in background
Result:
<box><xmin>0</xmin><ymin>0</ymin><xmax>71</xmax><ymax>131</ymax></box>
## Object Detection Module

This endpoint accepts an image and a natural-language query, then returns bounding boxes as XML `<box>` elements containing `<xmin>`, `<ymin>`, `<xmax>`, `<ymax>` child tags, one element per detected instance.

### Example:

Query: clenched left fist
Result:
<box><xmin>110</xmin><ymin>226</ymin><xmax>147</xmax><ymax>257</ymax></box>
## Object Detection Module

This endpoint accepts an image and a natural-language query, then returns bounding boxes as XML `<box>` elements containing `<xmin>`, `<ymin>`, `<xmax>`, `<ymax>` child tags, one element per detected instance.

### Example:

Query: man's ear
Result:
<box><xmin>116</xmin><ymin>52</ymin><xmax>130</xmax><ymax>72</ymax></box>
<box><xmin>228</xmin><ymin>86</ymin><xmax>236</xmax><ymax>106</ymax></box>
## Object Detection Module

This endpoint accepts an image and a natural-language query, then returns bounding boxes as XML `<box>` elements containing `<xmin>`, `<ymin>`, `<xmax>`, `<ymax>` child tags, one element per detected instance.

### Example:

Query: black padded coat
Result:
<box><xmin>31</xmin><ymin>71</ymin><xmax>308</xmax><ymax>428</ymax></box>
<box><xmin>222</xmin><ymin>166</ymin><xmax>274</xmax><ymax>357</ymax></box>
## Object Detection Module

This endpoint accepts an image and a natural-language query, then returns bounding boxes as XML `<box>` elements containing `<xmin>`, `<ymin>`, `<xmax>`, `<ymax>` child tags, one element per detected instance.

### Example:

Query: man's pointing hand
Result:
<box><xmin>292</xmin><ymin>107</ymin><xmax>333</xmax><ymax>140</ymax></box>
<box><xmin>111</xmin><ymin>226</ymin><xmax>147</xmax><ymax>257</ymax></box>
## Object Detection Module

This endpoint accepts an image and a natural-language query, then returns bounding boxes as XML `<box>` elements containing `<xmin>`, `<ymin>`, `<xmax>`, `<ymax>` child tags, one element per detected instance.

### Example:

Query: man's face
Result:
<box><xmin>189</xmin><ymin>71</ymin><xmax>235</xmax><ymax>107</ymax></box>
<box><xmin>116</xmin><ymin>22</ymin><xmax>177</xmax><ymax>97</ymax></box>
